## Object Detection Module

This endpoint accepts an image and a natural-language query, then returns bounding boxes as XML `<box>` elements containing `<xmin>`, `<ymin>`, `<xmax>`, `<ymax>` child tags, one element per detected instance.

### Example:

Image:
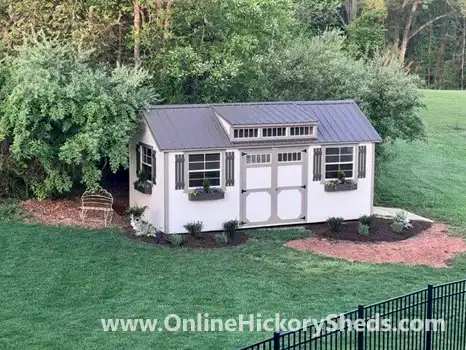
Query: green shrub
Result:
<box><xmin>327</xmin><ymin>217</ymin><xmax>344</xmax><ymax>232</ymax></box>
<box><xmin>215</xmin><ymin>233</ymin><xmax>228</xmax><ymax>244</ymax></box>
<box><xmin>391</xmin><ymin>221</ymin><xmax>404</xmax><ymax>234</ymax></box>
<box><xmin>222</xmin><ymin>219</ymin><xmax>239</xmax><ymax>242</ymax></box>
<box><xmin>0</xmin><ymin>199</ymin><xmax>27</xmax><ymax>220</ymax></box>
<box><xmin>359</xmin><ymin>215</ymin><xmax>375</xmax><ymax>227</ymax></box>
<box><xmin>125</xmin><ymin>205</ymin><xmax>148</xmax><ymax>218</ymax></box>
<box><xmin>184</xmin><ymin>221</ymin><xmax>204</xmax><ymax>238</ymax></box>
<box><xmin>391</xmin><ymin>210</ymin><xmax>412</xmax><ymax>234</ymax></box>
<box><xmin>168</xmin><ymin>234</ymin><xmax>184</xmax><ymax>246</ymax></box>
<box><xmin>359</xmin><ymin>223</ymin><xmax>370</xmax><ymax>236</ymax></box>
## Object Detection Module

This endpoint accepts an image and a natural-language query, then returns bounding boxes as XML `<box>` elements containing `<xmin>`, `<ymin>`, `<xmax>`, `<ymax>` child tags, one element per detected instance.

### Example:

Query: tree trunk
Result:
<box><xmin>399</xmin><ymin>0</ymin><xmax>420</xmax><ymax>63</ymax></box>
<box><xmin>117</xmin><ymin>10</ymin><xmax>123</xmax><ymax>66</ymax></box>
<box><xmin>133</xmin><ymin>1</ymin><xmax>141</xmax><ymax>65</ymax></box>
<box><xmin>437</xmin><ymin>21</ymin><xmax>448</xmax><ymax>87</ymax></box>
<box><xmin>344</xmin><ymin>0</ymin><xmax>359</xmax><ymax>24</ymax></box>
<box><xmin>462</xmin><ymin>16</ymin><xmax>466</xmax><ymax>90</ymax></box>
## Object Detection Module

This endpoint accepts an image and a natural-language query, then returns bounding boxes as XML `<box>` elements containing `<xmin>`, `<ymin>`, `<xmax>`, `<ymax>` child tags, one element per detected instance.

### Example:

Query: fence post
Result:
<box><xmin>273</xmin><ymin>331</ymin><xmax>280</xmax><ymax>350</ymax></box>
<box><xmin>357</xmin><ymin>305</ymin><xmax>364</xmax><ymax>350</ymax></box>
<box><xmin>425</xmin><ymin>284</ymin><xmax>434</xmax><ymax>350</ymax></box>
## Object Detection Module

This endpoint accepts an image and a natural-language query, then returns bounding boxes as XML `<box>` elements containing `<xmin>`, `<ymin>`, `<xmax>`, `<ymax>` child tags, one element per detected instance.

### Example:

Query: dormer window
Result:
<box><xmin>262</xmin><ymin>127</ymin><xmax>287</xmax><ymax>138</ymax></box>
<box><xmin>231</xmin><ymin>124</ymin><xmax>316</xmax><ymax>141</ymax></box>
<box><xmin>290</xmin><ymin>126</ymin><xmax>313</xmax><ymax>136</ymax></box>
<box><xmin>233</xmin><ymin>128</ymin><xmax>259</xmax><ymax>139</ymax></box>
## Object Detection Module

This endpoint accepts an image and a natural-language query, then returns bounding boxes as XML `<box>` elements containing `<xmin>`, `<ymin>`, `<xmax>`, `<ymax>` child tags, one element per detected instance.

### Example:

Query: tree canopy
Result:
<box><xmin>0</xmin><ymin>0</ymin><xmax>433</xmax><ymax>197</ymax></box>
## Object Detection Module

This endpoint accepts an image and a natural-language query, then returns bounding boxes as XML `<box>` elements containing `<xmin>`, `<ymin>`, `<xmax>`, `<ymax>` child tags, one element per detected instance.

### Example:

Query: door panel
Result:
<box><xmin>240</xmin><ymin>148</ymin><xmax>308</xmax><ymax>226</ymax></box>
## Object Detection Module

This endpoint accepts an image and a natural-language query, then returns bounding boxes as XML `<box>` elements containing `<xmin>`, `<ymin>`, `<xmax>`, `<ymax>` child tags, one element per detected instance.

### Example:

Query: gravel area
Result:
<box><xmin>285</xmin><ymin>223</ymin><xmax>466</xmax><ymax>268</ymax></box>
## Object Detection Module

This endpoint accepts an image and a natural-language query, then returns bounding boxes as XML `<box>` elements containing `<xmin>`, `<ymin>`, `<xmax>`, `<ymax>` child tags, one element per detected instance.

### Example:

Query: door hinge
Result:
<box><xmin>240</xmin><ymin>221</ymin><xmax>246</xmax><ymax>226</ymax></box>
<box><xmin>302</xmin><ymin>149</ymin><xmax>307</xmax><ymax>153</ymax></box>
<box><xmin>241</xmin><ymin>189</ymin><xmax>247</xmax><ymax>193</ymax></box>
<box><xmin>241</xmin><ymin>152</ymin><xmax>247</xmax><ymax>156</ymax></box>
<box><xmin>300</xmin><ymin>216</ymin><xmax>306</xmax><ymax>220</ymax></box>
<box><xmin>301</xmin><ymin>185</ymin><xmax>306</xmax><ymax>189</ymax></box>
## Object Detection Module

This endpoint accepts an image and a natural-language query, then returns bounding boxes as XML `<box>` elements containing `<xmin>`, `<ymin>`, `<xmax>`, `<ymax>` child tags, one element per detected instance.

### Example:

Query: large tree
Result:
<box><xmin>0</xmin><ymin>36</ymin><xmax>156</xmax><ymax>198</ymax></box>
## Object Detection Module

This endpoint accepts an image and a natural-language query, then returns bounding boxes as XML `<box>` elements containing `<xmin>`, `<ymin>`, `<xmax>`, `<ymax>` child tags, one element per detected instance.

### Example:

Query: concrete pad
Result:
<box><xmin>373</xmin><ymin>206</ymin><xmax>434</xmax><ymax>223</ymax></box>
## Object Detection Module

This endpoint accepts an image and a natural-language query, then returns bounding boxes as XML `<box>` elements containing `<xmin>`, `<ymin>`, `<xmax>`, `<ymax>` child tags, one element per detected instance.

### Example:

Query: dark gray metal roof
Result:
<box><xmin>144</xmin><ymin>100</ymin><xmax>381</xmax><ymax>151</ymax></box>
<box><xmin>212</xmin><ymin>102</ymin><xmax>317</xmax><ymax>125</ymax></box>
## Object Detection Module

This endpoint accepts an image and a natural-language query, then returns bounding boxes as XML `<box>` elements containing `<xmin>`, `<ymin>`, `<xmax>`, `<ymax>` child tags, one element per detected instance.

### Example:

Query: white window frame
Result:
<box><xmin>139</xmin><ymin>144</ymin><xmax>154</xmax><ymax>183</ymax></box>
<box><xmin>278</xmin><ymin>152</ymin><xmax>302</xmax><ymax>163</ymax></box>
<box><xmin>229</xmin><ymin>124</ymin><xmax>317</xmax><ymax>142</ymax></box>
<box><xmin>187</xmin><ymin>152</ymin><xmax>222</xmax><ymax>189</ymax></box>
<box><xmin>323</xmin><ymin>146</ymin><xmax>355</xmax><ymax>180</ymax></box>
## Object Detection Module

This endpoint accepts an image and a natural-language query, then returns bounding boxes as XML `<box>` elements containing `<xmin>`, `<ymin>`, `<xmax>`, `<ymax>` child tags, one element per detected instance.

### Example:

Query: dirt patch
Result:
<box><xmin>307</xmin><ymin>218</ymin><xmax>432</xmax><ymax>242</ymax></box>
<box><xmin>121</xmin><ymin>224</ymin><xmax>248</xmax><ymax>248</ymax></box>
<box><xmin>286</xmin><ymin>222</ymin><xmax>466</xmax><ymax>268</ymax></box>
<box><xmin>21</xmin><ymin>198</ymin><xmax>127</xmax><ymax>229</ymax></box>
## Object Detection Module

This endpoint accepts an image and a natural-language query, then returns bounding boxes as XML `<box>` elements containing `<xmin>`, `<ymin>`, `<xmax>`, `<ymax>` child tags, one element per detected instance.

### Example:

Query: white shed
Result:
<box><xmin>129</xmin><ymin>100</ymin><xmax>382</xmax><ymax>234</ymax></box>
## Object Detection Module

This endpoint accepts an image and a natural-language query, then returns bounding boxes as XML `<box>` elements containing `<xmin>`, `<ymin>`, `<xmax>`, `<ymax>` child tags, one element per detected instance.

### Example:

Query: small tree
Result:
<box><xmin>0</xmin><ymin>36</ymin><xmax>156</xmax><ymax>198</ymax></box>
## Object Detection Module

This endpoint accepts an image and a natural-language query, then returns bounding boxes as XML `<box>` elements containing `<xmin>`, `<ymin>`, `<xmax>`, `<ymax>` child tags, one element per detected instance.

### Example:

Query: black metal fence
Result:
<box><xmin>237</xmin><ymin>279</ymin><xmax>466</xmax><ymax>350</ymax></box>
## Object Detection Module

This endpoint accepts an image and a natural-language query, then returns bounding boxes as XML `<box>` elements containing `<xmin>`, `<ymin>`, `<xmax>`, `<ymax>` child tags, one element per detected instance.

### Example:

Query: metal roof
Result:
<box><xmin>144</xmin><ymin>100</ymin><xmax>381</xmax><ymax>151</ymax></box>
<box><xmin>212</xmin><ymin>102</ymin><xmax>317</xmax><ymax>125</ymax></box>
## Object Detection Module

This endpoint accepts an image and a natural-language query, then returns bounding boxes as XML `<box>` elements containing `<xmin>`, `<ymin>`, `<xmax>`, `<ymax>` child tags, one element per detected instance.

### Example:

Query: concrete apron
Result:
<box><xmin>373</xmin><ymin>206</ymin><xmax>434</xmax><ymax>223</ymax></box>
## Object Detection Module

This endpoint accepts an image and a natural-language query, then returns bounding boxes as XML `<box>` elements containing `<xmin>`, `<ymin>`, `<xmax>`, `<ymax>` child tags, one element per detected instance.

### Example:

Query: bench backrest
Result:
<box><xmin>81</xmin><ymin>188</ymin><xmax>113</xmax><ymax>209</ymax></box>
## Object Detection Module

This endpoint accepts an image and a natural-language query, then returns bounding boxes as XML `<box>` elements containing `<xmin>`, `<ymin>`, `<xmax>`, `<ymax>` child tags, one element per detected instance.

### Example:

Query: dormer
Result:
<box><xmin>212</xmin><ymin>102</ymin><xmax>318</xmax><ymax>142</ymax></box>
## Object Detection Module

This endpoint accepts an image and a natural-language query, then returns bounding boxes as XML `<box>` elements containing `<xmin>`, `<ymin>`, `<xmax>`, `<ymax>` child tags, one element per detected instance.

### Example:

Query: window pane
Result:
<box><xmin>189</xmin><ymin>162</ymin><xmax>205</xmax><ymax>171</ymax></box>
<box><xmin>340</xmin><ymin>155</ymin><xmax>353</xmax><ymax>162</ymax></box>
<box><xmin>341</xmin><ymin>147</ymin><xmax>353</xmax><ymax>155</ymax></box>
<box><xmin>340</xmin><ymin>163</ymin><xmax>353</xmax><ymax>171</ymax></box>
<box><xmin>326</xmin><ymin>147</ymin><xmax>339</xmax><ymax>155</ymax></box>
<box><xmin>205</xmin><ymin>161</ymin><xmax>220</xmax><ymax>170</ymax></box>
<box><xmin>233</xmin><ymin>129</ymin><xmax>238</xmax><ymax>138</ymax></box>
<box><xmin>206</xmin><ymin>153</ymin><xmax>220</xmax><ymax>161</ymax></box>
<box><xmin>326</xmin><ymin>164</ymin><xmax>339</xmax><ymax>172</ymax></box>
<box><xmin>325</xmin><ymin>155</ymin><xmax>339</xmax><ymax>163</ymax></box>
<box><xmin>189</xmin><ymin>154</ymin><xmax>204</xmax><ymax>162</ymax></box>
<box><xmin>326</xmin><ymin>171</ymin><xmax>338</xmax><ymax>179</ymax></box>
<box><xmin>142</xmin><ymin>164</ymin><xmax>152</xmax><ymax>177</ymax></box>
<box><xmin>189</xmin><ymin>179</ymin><xmax>204</xmax><ymax>187</ymax></box>
<box><xmin>189</xmin><ymin>172</ymin><xmax>205</xmax><ymax>180</ymax></box>
<box><xmin>204</xmin><ymin>171</ymin><xmax>220</xmax><ymax>179</ymax></box>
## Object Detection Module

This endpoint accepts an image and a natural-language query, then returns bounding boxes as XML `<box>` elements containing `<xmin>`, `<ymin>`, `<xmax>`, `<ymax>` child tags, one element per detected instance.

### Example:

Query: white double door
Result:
<box><xmin>240</xmin><ymin>148</ymin><xmax>308</xmax><ymax>226</ymax></box>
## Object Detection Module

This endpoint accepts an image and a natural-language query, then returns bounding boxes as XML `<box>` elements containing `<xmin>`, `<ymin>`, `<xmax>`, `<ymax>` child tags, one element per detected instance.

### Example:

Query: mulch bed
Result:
<box><xmin>122</xmin><ymin>224</ymin><xmax>248</xmax><ymax>248</ymax></box>
<box><xmin>286</xmin><ymin>221</ymin><xmax>466</xmax><ymax>268</ymax></box>
<box><xmin>307</xmin><ymin>218</ymin><xmax>432</xmax><ymax>242</ymax></box>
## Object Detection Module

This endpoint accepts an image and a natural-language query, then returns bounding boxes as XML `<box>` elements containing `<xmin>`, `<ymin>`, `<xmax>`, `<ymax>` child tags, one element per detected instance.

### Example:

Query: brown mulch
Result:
<box><xmin>21</xmin><ymin>198</ymin><xmax>127</xmax><ymax>229</ymax></box>
<box><xmin>307</xmin><ymin>218</ymin><xmax>432</xmax><ymax>242</ymax></box>
<box><xmin>121</xmin><ymin>224</ymin><xmax>248</xmax><ymax>248</ymax></box>
<box><xmin>286</xmin><ymin>222</ymin><xmax>466</xmax><ymax>268</ymax></box>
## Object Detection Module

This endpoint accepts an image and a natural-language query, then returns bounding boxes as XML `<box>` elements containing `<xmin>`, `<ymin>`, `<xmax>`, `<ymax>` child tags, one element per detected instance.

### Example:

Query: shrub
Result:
<box><xmin>215</xmin><ymin>233</ymin><xmax>228</xmax><ymax>244</ymax></box>
<box><xmin>184</xmin><ymin>221</ymin><xmax>204</xmax><ymax>238</ymax></box>
<box><xmin>359</xmin><ymin>215</ymin><xmax>375</xmax><ymax>227</ymax></box>
<box><xmin>327</xmin><ymin>217</ymin><xmax>344</xmax><ymax>232</ymax></box>
<box><xmin>359</xmin><ymin>223</ymin><xmax>370</xmax><ymax>236</ymax></box>
<box><xmin>125</xmin><ymin>205</ymin><xmax>148</xmax><ymax>218</ymax></box>
<box><xmin>222</xmin><ymin>219</ymin><xmax>239</xmax><ymax>242</ymax></box>
<box><xmin>130</xmin><ymin>215</ymin><xmax>156</xmax><ymax>237</ymax></box>
<box><xmin>391</xmin><ymin>211</ymin><xmax>412</xmax><ymax>234</ymax></box>
<box><xmin>168</xmin><ymin>234</ymin><xmax>184</xmax><ymax>246</ymax></box>
<box><xmin>391</xmin><ymin>221</ymin><xmax>405</xmax><ymax>234</ymax></box>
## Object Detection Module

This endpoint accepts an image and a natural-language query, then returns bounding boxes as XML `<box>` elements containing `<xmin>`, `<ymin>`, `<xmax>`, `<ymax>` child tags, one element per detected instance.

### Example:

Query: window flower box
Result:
<box><xmin>324</xmin><ymin>180</ymin><xmax>358</xmax><ymax>192</ymax></box>
<box><xmin>188</xmin><ymin>187</ymin><xmax>225</xmax><ymax>201</ymax></box>
<box><xmin>134</xmin><ymin>181</ymin><xmax>152</xmax><ymax>195</ymax></box>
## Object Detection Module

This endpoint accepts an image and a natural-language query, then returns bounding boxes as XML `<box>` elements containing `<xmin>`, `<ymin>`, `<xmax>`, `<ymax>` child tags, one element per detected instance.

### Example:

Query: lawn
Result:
<box><xmin>1</xmin><ymin>90</ymin><xmax>466</xmax><ymax>350</ymax></box>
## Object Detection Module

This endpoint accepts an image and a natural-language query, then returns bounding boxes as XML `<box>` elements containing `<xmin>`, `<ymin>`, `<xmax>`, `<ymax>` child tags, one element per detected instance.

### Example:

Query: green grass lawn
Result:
<box><xmin>1</xmin><ymin>90</ymin><xmax>466</xmax><ymax>350</ymax></box>
<box><xmin>375</xmin><ymin>89</ymin><xmax>466</xmax><ymax>230</ymax></box>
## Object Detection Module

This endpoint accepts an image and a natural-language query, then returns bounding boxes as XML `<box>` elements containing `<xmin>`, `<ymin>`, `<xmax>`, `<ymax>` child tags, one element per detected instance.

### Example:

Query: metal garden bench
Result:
<box><xmin>80</xmin><ymin>188</ymin><xmax>114</xmax><ymax>226</ymax></box>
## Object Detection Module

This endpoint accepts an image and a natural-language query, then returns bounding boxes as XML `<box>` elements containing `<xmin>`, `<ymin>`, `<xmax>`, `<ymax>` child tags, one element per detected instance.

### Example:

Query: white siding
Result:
<box><xmin>167</xmin><ymin>150</ymin><xmax>241</xmax><ymax>233</ymax></box>
<box><xmin>129</xmin><ymin>121</ymin><xmax>165</xmax><ymax>231</ymax></box>
<box><xmin>306</xmin><ymin>142</ymin><xmax>374</xmax><ymax>222</ymax></box>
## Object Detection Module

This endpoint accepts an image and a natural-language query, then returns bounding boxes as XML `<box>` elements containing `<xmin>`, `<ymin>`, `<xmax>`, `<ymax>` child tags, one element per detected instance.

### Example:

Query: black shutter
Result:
<box><xmin>175</xmin><ymin>154</ymin><xmax>185</xmax><ymax>190</ymax></box>
<box><xmin>313</xmin><ymin>148</ymin><xmax>322</xmax><ymax>181</ymax></box>
<box><xmin>136</xmin><ymin>144</ymin><xmax>141</xmax><ymax>176</ymax></box>
<box><xmin>358</xmin><ymin>145</ymin><xmax>367</xmax><ymax>178</ymax></box>
<box><xmin>225</xmin><ymin>152</ymin><xmax>235</xmax><ymax>186</ymax></box>
<box><xmin>151</xmin><ymin>151</ymin><xmax>157</xmax><ymax>184</ymax></box>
